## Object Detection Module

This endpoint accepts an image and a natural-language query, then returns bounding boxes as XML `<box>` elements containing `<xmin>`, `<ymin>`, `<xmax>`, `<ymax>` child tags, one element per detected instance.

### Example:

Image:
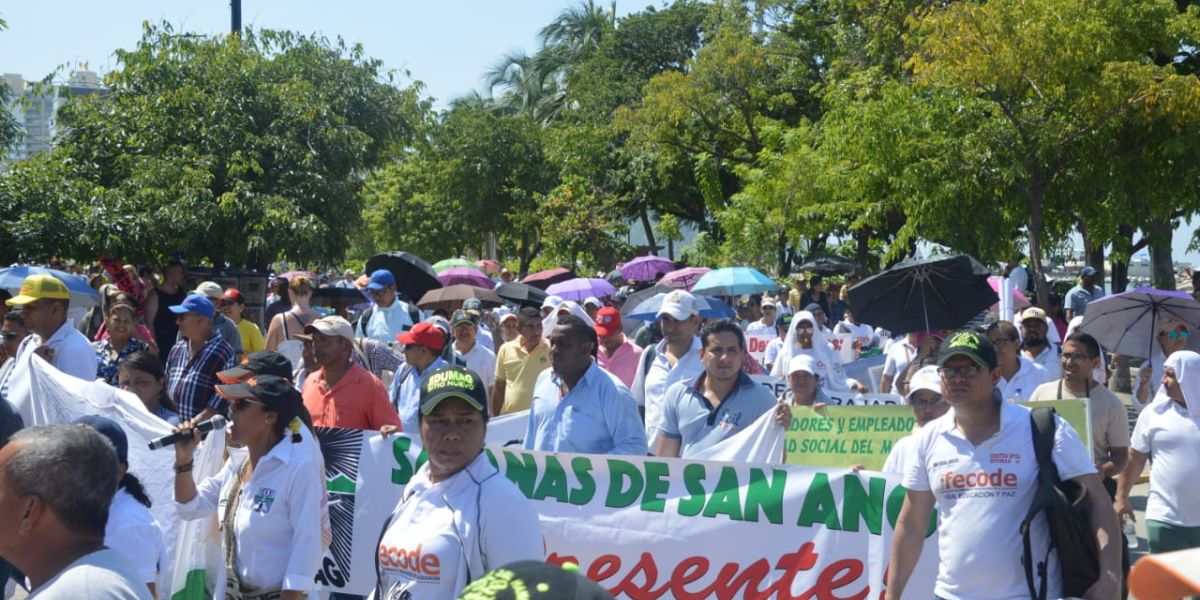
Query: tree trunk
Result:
<box><xmin>1110</xmin><ymin>223</ymin><xmax>1136</xmax><ymax>293</ymax></box>
<box><xmin>639</xmin><ymin>207</ymin><xmax>657</xmax><ymax>252</ymax></box>
<box><xmin>1026</xmin><ymin>187</ymin><xmax>1052</xmax><ymax>308</ymax></box>
<box><xmin>1148</xmin><ymin>217</ymin><xmax>1177</xmax><ymax>290</ymax></box>
<box><xmin>855</xmin><ymin>229</ymin><xmax>872</xmax><ymax>274</ymax></box>
<box><xmin>776</xmin><ymin>231</ymin><xmax>789</xmax><ymax>277</ymax></box>
<box><xmin>1078</xmin><ymin>217</ymin><xmax>1106</xmax><ymax>292</ymax></box>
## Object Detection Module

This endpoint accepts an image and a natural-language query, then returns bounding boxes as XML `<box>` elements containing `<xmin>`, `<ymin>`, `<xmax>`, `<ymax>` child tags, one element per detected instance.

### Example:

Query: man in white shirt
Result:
<box><xmin>886</xmin><ymin>330</ymin><xmax>1121</xmax><ymax>600</ymax></box>
<box><xmin>355</xmin><ymin>270</ymin><xmax>416</xmax><ymax>343</ymax></box>
<box><xmin>630</xmin><ymin>290</ymin><xmax>705</xmax><ymax>452</ymax></box>
<box><xmin>1018</xmin><ymin>307</ymin><xmax>1060</xmax><ymax>380</ymax></box>
<box><xmin>881</xmin><ymin>366</ymin><xmax>949</xmax><ymax>475</ymax></box>
<box><xmin>0</xmin><ymin>424</ymin><xmax>151</xmax><ymax>599</ymax></box>
<box><xmin>986</xmin><ymin>320</ymin><xmax>1050</xmax><ymax>402</ymax></box>
<box><xmin>744</xmin><ymin>298</ymin><xmax>777</xmax><ymax>337</ymax></box>
<box><xmin>833</xmin><ymin>305</ymin><xmax>876</xmax><ymax>351</ymax></box>
<box><xmin>4</xmin><ymin>274</ymin><xmax>97</xmax><ymax>381</ymax></box>
<box><xmin>452</xmin><ymin>309</ymin><xmax>496</xmax><ymax>391</ymax></box>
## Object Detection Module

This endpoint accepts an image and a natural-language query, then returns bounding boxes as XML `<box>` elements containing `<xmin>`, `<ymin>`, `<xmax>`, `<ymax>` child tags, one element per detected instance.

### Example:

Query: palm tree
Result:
<box><xmin>484</xmin><ymin>50</ymin><xmax>564</xmax><ymax>124</ymax></box>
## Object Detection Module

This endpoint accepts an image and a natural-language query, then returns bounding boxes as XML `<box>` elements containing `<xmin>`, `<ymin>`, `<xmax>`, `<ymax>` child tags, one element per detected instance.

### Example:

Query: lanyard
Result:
<box><xmin>1056</xmin><ymin>378</ymin><xmax>1091</xmax><ymax>399</ymax></box>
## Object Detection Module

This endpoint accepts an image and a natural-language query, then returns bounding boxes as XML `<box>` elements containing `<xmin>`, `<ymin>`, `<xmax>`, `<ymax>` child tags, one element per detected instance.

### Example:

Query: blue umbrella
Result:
<box><xmin>626</xmin><ymin>293</ymin><xmax>736</xmax><ymax>321</ymax></box>
<box><xmin>0</xmin><ymin>265</ymin><xmax>100</xmax><ymax>308</ymax></box>
<box><xmin>690</xmin><ymin>266</ymin><xmax>779</xmax><ymax>296</ymax></box>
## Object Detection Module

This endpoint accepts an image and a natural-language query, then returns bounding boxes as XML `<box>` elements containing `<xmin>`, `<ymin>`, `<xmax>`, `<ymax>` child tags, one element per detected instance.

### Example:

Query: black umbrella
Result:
<box><xmin>364</xmin><ymin>251</ymin><xmax>442</xmax><ymax>300</ymax></box>
<box><xmin>495</xmin><ymin>282</ymin><xmax>548</xmax><ymax>307</ymax></box>
<box><xmin>605</xmin><ymin>269</ymin><xmax>625</xmax><ymax>285</ymax></box>
<box><xmin>618</xmin><ymin>285</ymin><xmax>672</xmax><ymax>335</ymax></box>
<box><xmin>794</xmin><ymin>254</ymin><xmax>860</xmax><ymax>276</ymax></box>
<box><xmin>847</xmin><ymin>254</ymin><xmax>998</xmax><ymax>334</ymax></box>
<box><xmin>311</xmin><ymin>286</ymin><xmax>369</xmax><ymax>308</ymax></box>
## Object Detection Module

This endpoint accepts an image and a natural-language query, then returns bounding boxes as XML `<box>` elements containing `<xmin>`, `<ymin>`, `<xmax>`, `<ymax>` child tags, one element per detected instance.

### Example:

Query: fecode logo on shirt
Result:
<box><xmin>937</xmin><ymin>468</ymin><xmax>1020</xmax><ymax>499</ymax></box>
<box><xmin>378</xmin><ymin>543</ymin><xmax>442</xmax><ymax>582</ymax></box>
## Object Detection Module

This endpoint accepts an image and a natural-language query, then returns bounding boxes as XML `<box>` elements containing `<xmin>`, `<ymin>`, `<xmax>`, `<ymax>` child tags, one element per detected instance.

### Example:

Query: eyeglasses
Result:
<box><xmin>1169</xmin><ymin>330</ymin><xmax>1191</xmax><ymax>340</ymax></box>
<box><xmin>231</xmin><ymin>398</ymin><xmax>267</xmax><ymax>411</ymax></box>
<box><xmin>1</xmin><ymin>332</ymin><xmax>19</xmax><ymax>340</ymax></box>
<box><xmin>909</xmin><ymin>397</ymin><xmax>947</xmax><ymax>408</ymax></box>
<box><xmin>796</xmin><ymin>324</ymin><xmax>814</xmax><ymax>331</ymax></box>
<box><xmin>937</xmin><ymin>365</ymin><xmax>984</xmax><ymax>379</ymax></box>
<box><xmin>1061</xmin><ymin>352</ymin><xmax>1096</xmax><ymax>362</ymax></box>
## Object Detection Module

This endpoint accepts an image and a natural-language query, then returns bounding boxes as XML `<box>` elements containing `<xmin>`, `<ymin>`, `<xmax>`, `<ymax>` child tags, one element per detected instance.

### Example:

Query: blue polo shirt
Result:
<box><xmin>388</xmin><ymin>356</ymin><xmax>448</xmax><ymax>435</ymax></box>
<box><xmin>659</xmin><ymin>371</ymin><xmax>778</xmax><ymax>458</ymax></box>
<box><xmin>523</xmin><ymin>362</ymin><xmax>647</xmax><ymax>456</ymax></box>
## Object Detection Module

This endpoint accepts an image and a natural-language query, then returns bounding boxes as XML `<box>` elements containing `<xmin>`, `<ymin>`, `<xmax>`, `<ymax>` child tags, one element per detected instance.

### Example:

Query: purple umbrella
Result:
<box><xmin>620</xmin><ymin>255</ymin><xmax>675</xmax><ymax>282</ymax></box>
<box><xmin>546</xmin><ymin>278</ymin><xmax>618</xmax><ymax>302</ymax></box>
<box><xmin>437</xmin><ymin>266</ymin><xmax>493</xmax><ymax>289</ymax></box>
<box><xmin>659</xmin><ymin>267</ymin><xmax>710</xmax><ymax>290</ymax></box>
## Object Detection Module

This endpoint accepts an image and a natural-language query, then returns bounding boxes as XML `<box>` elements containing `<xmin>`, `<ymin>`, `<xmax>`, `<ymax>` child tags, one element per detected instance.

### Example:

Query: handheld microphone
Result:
<box><xmin>148</xmin><ymin>415</ymin><xmax>227</xmax><ymax>450</ymax></box>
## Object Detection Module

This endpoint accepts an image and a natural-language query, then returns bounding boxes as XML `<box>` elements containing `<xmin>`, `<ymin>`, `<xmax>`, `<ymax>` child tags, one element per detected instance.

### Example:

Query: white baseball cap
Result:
<box><xmin>583</xmin><ymin>296</ymin><xmax>603</xmax><ymax>308</ymax></box>
<box><xmin>193</xmin><ymin>281</ymin><xmax>224</xmax><ymax>300</ymax></box>
<box><xmin>906</xmin><ymin>365</ymin><xmax>943</xmax><ymax>402</ymax></box>
<box><xmin>761</xmin><ymin>298</ymin><xmax>778</xmax><ymax>309</ymax></box>
<box><xmin>657</xmin><ymin>290</ymin><xmax>699</xmax><ymax>320</ymax></box>
<box><xmin>542</xmin><ymin>295</ymin><xmax>564</xmax><ymax>310</ymax></box>
<box><xmin>302</xmin><ymin>315</ymin><xmax>355</xmax><ymax>342</ymax></box>
<box><xmin>496</xmin><ymin>307</ymin><xmax>517</xmax><ymax>323</ymax></box>
<box><xmin>788</xmin><ymin>354</ymin><xmax>818</xmax><ymax>376</ymax></box>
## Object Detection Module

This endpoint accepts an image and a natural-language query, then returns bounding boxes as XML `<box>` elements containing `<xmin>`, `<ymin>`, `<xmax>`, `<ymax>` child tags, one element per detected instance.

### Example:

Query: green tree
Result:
<box><xmin>0</xmin><ymin>16</ymin><xmax>20</xmax><ymax>155</ymax></box>
<box><xmin>0</xmin><ymin>23</ymin><xmax>428</xmax><ymax>267</ymax></box>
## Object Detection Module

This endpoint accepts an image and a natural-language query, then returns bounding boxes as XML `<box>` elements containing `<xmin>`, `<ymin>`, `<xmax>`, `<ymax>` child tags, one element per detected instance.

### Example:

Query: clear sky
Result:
<box><xmin>2</xmin><ymin>1</ymin><xmax>1197</xmax><ymax>265</ymax></box>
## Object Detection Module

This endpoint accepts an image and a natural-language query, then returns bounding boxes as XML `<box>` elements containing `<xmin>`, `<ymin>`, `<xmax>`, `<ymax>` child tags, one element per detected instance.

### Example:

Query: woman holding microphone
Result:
<box><xmin>173</xmin><ymin>375</ymin><xmax>324</xmax><ymax>600</ymax></box>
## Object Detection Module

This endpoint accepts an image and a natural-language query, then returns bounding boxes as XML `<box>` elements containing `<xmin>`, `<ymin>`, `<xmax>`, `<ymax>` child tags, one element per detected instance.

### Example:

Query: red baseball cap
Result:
<box><xmin>221</xmin><ymin>288</ymin><xmax>243</xmax><ymax>303</ymax></box>
<box><xmin>594</xmin><ymin>307</ymin><xmax>622</xmax><ymax>337</ymax></box>
<box><xmin>396</xmin><ymin>322</ymin><xmax>445</xmax><ymax>352</ymax></box>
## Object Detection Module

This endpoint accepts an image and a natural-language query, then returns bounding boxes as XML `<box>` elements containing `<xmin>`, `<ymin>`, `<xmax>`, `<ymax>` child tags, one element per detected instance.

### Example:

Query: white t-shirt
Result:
<box><xmin>631</xmin><ymin>337</ymin><xmax>705</xmax><ymax>451</ymax></box>
<box><xmin>376</xmin><ymin>453</ymin><xmax>543</xmax><ymax>598</ymax></box>
<box><xmin>1022</xmin><ymin>345</ymin><xmax>1061</xmax><ymax>381</ymax></box>
<box><xmin>763</xmin><ymin>337</ymin><xmax>785</xmax><ymax>371</ymax></box>
<box><xmin>997</xmin><ymin>357</ymin><xmax>1050</xmax><ymax>402</ymax></box>
<box><xmin>28</xmin><ymin>548</ymin><xmax>151</xmax><ymax>599</ymax></box>
<box><xmin>882</xmin><ymin>434</ymin><xmax>917</xmax><ymax>475</ymax></box>
<box><xmin>882</xmin><ymin>340</ymin><xmax>916</xmax><ymax>378</ymax></box>
<box><xmin>104</xmin><ymin>489</ymin><xmax>165</xmax><ymax>586</ymax></box>
<box><xmin>835</xmin><ymin>320</ymin><xmax>875</xmax><ymax>349</ymax></box>
<box><xmin>744</xmin><ymin>320</ymin><xmax>775</xmax><ymax>337</ymax></box>
<box><xmin>1131</xmin><ymin>399</ymin><xmax>1200</xmax><ymax>526</ymax></box>
<box><xmin>903</xmin><ymin>399</ymin><xmax>1095</xmax><ymax>600</ymax></box>
<box><xmin>456</xmin><ymin>342</ymin><xmax>496</xmax><ymax>389</ymax></box>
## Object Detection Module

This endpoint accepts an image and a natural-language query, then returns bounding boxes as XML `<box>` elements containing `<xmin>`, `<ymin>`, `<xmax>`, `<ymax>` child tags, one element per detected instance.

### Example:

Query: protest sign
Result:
<box><xmin>784</xmin><ymin>405</ymin><xmax>915</xmax><ymax>471</ymax></box>
<box><xmin>828</xmin><ymin>332</ymin><xmax>858</xmax><ymax>364</ymax></box>
<box><xmin>747</xmin><ymin>333</ymin><xmax>775</xmax><ymax>364</ymax></box>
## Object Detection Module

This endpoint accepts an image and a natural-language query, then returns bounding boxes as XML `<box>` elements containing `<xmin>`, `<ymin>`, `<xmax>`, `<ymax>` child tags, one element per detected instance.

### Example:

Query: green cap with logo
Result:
<box><xmin>420</xmin><ymin>365</ymin><xmax>489</xmax><ymax>421</ymax></box>
<box><xmin>936</xmin><ymin>329</ymin><xmax>997</xmax><ymax>370</ymax></box>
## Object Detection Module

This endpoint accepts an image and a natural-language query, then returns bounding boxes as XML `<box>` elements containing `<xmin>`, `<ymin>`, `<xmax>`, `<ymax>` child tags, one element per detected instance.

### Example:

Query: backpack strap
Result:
<box><xmin>355</xmin><ymin>306</ymin><xmax>375</xmax><ymax>338</ymax></box>
<box><xmin>641</xmin><ymin>344</ymin><xmax>658</xmax><ymax>378</ymax></box>
<box><xmin>390</xmin><ymin>365</ymin><xmax>414</xmax><ymax>413</ymax></box>
<box><xmin>1021</xmin><ymin>407</ymin><xmax>1057</xmax><ymax>600</ymax></box>
<box><xmin>352</xmin><ymin>338</ymin><xmax>372</xmax><ymax>374</ymax></box>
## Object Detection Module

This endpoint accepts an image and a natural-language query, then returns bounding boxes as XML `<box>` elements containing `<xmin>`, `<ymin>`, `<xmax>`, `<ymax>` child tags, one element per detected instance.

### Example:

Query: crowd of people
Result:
<box><xmin>0</xmin><ymin>256</ymin><xmax>1194</xmax><ymax>600</ymax></box>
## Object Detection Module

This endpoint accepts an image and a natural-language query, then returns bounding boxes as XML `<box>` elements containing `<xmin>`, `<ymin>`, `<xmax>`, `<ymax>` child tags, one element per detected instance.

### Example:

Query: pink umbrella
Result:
<box><xmin>475</xmin><ymin>259</ymin><xmax>501</xmax><ymax>275</ymax></box>
<box><xmin>659</xmin><ymin>267</ymin><xmax>710</xmax><ymax>290</ymax></box>
<box><xmin>437</xmin><ymin>266</ymin><xmax>493</xmax><ymax>289</ymax></box>
<box><xmin>987</xmin><ymin>276</ymin><xmax>1031</xmax><ymax>311</ymax></box>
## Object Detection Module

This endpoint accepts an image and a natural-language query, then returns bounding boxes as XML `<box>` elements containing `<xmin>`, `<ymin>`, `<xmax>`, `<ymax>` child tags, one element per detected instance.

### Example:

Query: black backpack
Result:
<box><xmin>1020</xmin><ymin>407</ymin><xmax>1100</xmax><ymax>600</ymax></box>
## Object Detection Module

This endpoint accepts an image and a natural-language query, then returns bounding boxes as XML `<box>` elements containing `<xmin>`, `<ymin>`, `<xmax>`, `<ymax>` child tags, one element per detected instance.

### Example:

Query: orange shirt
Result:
<box><xmin>303</xmin><ymin>363</ymin><xmax>401</xmax><ymax>430</ymax></box>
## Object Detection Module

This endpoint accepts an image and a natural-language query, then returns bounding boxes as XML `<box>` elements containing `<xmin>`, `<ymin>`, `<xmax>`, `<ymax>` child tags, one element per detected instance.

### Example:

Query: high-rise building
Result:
<box><xmin>2</xmin><ymin>69</ymin><xmax>105</xmax><ymax>168</ymax></box>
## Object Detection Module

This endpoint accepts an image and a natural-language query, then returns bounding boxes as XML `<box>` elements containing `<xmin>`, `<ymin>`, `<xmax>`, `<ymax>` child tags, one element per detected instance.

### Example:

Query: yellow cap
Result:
<box><xmin>6</xmin><ymin>274</ymin><xmax>71</xmax><ymax>306</ymax></box>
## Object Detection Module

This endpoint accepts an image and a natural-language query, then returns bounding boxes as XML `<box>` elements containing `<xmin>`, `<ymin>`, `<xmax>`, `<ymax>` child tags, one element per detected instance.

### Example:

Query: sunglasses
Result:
<box><xmin>1169</xmin><ymin>330</ymin><xmax>1190</xmax><ymax>340</ymax></box>
<box><xmin>231</xmin><ymin>397</ymin><xmax>267</xmax><ymax>411</ymax></box>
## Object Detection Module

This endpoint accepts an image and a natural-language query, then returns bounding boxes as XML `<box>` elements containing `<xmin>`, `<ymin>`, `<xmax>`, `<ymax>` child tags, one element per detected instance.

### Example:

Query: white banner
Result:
<box><xmin>751</xmin><ymin>374</ymin><xmax>905</xmax><ymax>406</ymax></box>
<box><xmin>746</xmin><ymin>334</ymin><xmax>775</xmax><ymax>364</ymax></box>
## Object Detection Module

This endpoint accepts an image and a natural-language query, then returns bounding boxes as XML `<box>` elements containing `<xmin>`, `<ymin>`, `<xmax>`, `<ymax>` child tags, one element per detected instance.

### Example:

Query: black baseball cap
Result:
<box><xmin>420</xmin><ymin>366</ymin><xmax>488</xmax><ymax>421</ymax></box>
<box><xmin>216</xmin><ymin>375</ymin><xmax>301</xmax><ymax>408</ymax></box>
<box><xmin>937</xmin><ymin>330</ymin><xmax>998</xmax><ymax>370</ymax></box>
<box><xmin>74</xmin><ymin>415</ymin><xmax>128</xmax><ymax>465</ymax></box>
<box><xmin>458</xmin><ymin>561</ymin><xmax>613</xmax><ymax>600</ymax></box>
<box><xmin>218</xmin><ymin>351</ymin><xmax>294</xmax><ymax>384</ymax></box>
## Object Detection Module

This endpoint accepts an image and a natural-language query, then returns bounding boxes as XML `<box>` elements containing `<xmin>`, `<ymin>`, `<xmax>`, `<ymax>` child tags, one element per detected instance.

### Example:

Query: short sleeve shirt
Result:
<box><xmin>1130</xmin><ymin>400</ymin><xmax>1200</xmax><ymax>526</ymax></box>
<box><xmin>303</xmin><ymin>363</ymin><xmax>401</xmax><ymax>430</ymax></box>
<box><xmin>1028</xmin><ymin>379</ymin><xmax>1130</xmax><ymax>465</ymax></box>
<box><xmin>1065</xmin><ymin>284</ymin><xmax>1104</xmax><ymax>316</ymax></box>
<box><xmin>659</xmin><ymin>372</ymin><xmax>780</xmax><ymax>458</ymax></box>
<box><xmin>495</xmin><ymin>339</ymin><xmax>551</xmax><ymax>414</ymax></box>
<box><xmin>903</xmin><ymin>399</ymin><xmax>1095</xmax><ymax>600</ymax></box>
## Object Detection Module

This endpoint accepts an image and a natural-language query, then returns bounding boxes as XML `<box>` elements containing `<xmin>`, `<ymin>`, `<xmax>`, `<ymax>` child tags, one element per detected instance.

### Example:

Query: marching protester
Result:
<box><xmin>540</xmin><ymin>295</ymin><xmax>563</xmax><ymax>319</ymax></box>
<box><xmin>593</xmin><ymin>307</ymin><xmax>642</xmax><ymax>389</ymax></box>
<box><xmin>770</xmin><ymin>310</ymin><xmax>867</xmax><ymax>392</ymax></box>
<box><xmin>1116</xmin><ymin>350</ymin><xmax>1200</xmax><ymax>555</ymax></box>
<box><xmin>1133</xmin><ymin>318</ymin><xmax>1191</xmax><ymax>408</ymax></box>
<box><xmin>118</xmin><ymin>351</ymin><xmax>181</xmax><ymax>425</ymax></box>
<box><xmin>886</xmin><ymin>331</ymin><xmax>1120</xmax><ymax>600</ymax></box>
<box><xmin>390</xmin><ymin>322</ymin><xmax>451</xmax><ymax>434</ymax></box>
<box><xmin>744</xmin><ymin>297</ymin><xmax>776</xmax><ymax>337</ymax></box>
<box><xmin>880</xmin><ymin>332</ymin><xmax>918</xmax><ymax>395</ymax></box>
<box><xmin>799</xmin><ymin>275</ymin><xmax>830</xmax><ymax>318</ymax></box>
<box><xmin>355</xmin><ymin>270</ymin><xmax>418</xmax><ymax>343</ymax></box>
<box><xmin>881</xmin><ymin>366</ymin><xmax>948</xmax><ymax>475</ymax></box>
<box><xmin>780</xmin><ymin>354</ymin><xmax>831</xmax><ymax>408</ymax></box>
<box><xmin>1018</xmin><ymin>307</ymin><xmax>1060</xmax><ymax>379</ymax></box>
<box><xmin>985</xmin><ymin>320</ymin><xmax>1050</xmax><ymax>402</ymax></box>
<box><xmin>299</xmin><ymin>316</ymin><xmax>401</xmax><ymax>434</ymax></box>
<box><xmin>462</xmin><ymin>298</ymin><xmax>494</xmax><ymax>351</ymax></box>
<box><xmin>492</xmin><ymin>307</ymin><xmax>518</xmax><ymax>354</ymax></box>
<box><xmin>451</xmin><ymin>310</ymin><xmax>496</xmax><ymax>393</ymax></box>
<box><xmin>493</xmin><ymin>307</ymin><xmax>551</xmax><ymax>416</ymax></box>
<box><xmin>3</xmin><ymin>274</ymin><xmax>98</xmax><ymax>381</ymax></box>
<box><xmin>190</xmin><ymin>282</ymin><xmax>244</xmax><ymax>357</ymax></box>
<box><xmin>656</xmin><ymin>321</ymin><xmax>779</xmax><ymax>459</ymax></box>
<box><xmin>630</xmin><ymin>290</ymin><xmax>705</xmax><ymax>451</ymax></box>
<box><xmin>263</xmin><ymin>277</ymin><xmax>292</xmax><ymax>327</ymax></box>
<box><xmin>833</xmin><ymin>304</ymin><xmax>875</xmax><ymax>351</ymax></box>
<box><xmin>524</xmin><ymin>315</ymin><xmax>647</xmax><ymax>455</ymax></box>
<box><xmin>804</xmin><ymin>303</ymin><xmax>831</xmax><ymax>333</ymax></box>
<box><xmin>0</xmin><ymin>424</ymin><xmax>151</xmax><ymax>598</ymax></box>
<box><xmin>219</xmin><ymin>288</ymin><xmax>267</xmax><ymax>354</ymax></box>
<box><xmin>166</xmin><ymin>293</ymin><xmax>237</xmax><ymax>422</ymax></box>
<box><xmin>94</xmin><ymin>301</ymin><xmax>150</xmax><ymax>387</ymax></box>
<box><xmin>75</xmin><ymin>416</ymin><xmax>165</xmax><ymax>596</ymax></box>
<box><xmin>1065</xmin><ymin>266</ymin><xmax>1105</xmax><ymax>320</ymax></box>
<box><xmin>265</xmin><ymin>276</ymin><xmax>319</xmax><ymax>366</ymax></box>
<box><xmin>175</xmin><ymin>375</ymin><xmax>324</xmax><ymax>600</ymax></box>
<box><xmin>582</xmin><ymin>296</ymin><xmax>603</xmax><ymax>322</ymax></box>
<box><xmin>374</xmin><ymin>366</ymin><xmax>543</xmax><ymax>598</ymax></box>
<box><xmin>762</xmin><ymin>313</ymin><xmax>791</xmax><ymax>373</ymax></box>
<box><xmin>1</xmin><ymin>311</ymin><xmax>29</xmax><ymax>367</ymax></box>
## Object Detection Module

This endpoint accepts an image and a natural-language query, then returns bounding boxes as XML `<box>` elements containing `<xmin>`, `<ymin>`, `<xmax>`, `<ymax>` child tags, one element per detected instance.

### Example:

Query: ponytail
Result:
<box><xmin>120</xmin><ymin>472</ymin><xmax>152</xmax><ymax>508</ymax></box>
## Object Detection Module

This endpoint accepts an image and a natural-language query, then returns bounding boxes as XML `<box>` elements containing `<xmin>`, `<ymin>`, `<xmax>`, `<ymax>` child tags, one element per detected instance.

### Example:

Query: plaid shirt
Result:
<box><xmin>166</xmin><ymin>332</ymin><xmax>236</xmax><ymax>421</ymax></box>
